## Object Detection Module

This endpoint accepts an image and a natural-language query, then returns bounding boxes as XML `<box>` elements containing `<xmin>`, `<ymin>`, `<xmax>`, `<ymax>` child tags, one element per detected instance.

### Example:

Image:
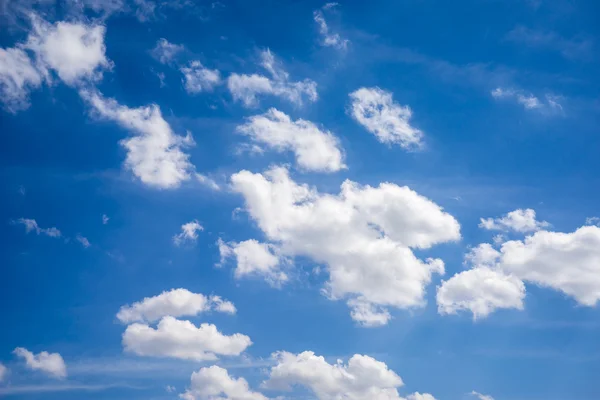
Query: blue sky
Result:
<box><xmin>1</xmin><ymin>0</ymin><xmax>599</xmax><ymax>399</ymax></box>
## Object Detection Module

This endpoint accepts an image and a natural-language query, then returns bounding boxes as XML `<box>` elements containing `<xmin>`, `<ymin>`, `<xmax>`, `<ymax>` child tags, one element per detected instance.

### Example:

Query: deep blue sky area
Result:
<box><xmin>1</xmin><ymin>0</ymin><xmax>599</xmax><ymax>399</ymax></box>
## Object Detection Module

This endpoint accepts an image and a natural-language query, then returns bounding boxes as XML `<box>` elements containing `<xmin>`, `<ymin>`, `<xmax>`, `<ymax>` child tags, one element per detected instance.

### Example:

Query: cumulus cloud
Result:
<box><xmin>236</xmin><ymin>108</ymin><xmax>345</xmax><ymax>172</ymax></box>
<box><xmin>438</xmin><ymin>222</ymin><xmax>600</xmax><ymax>318</ymax></box>
<box><xmin>13</xmin><ymin>348</ymin><xmax>67</xmax><ymax>379</ymax></box>
<box><xmin>407</xmin><ymin>394</ymin><xmax>437</xmax><ymax>400</ymax></box>
<box><xmin>151</xmin><ymin>38</ymin><xmax>184</xmax><ymax>64</ymax></box>
<box><xmin>180</xmin><ymin>61</ymin><xmax>221</xmax><ymax>94</ymax></box>
<box><xmin>0</xmin><ymin>15</ymin><xmax>109</xmax><ymax>111</ymax></box>
<box><xmin>173</xmin><ymin>220</ymin><xmax>204</xmax><ymax>246</ymax></box>
<box><xmin>491</xmin><ymin>87</ymin><xmax>563</xmax><ymax>114</ymax></box>
<box><xmin>437</xmin><ymin>267</ymin><xmax>526</xmax><ymax>319</ymax></box>
<box><xmin>117</xmin><ymin>288</ymin><xmax>236</xmax><ymax>324</ymax></box>
<box><xmin>180</xmin><ymin>366</ymin><xmax>268</xmax><ymax>400</ymax></box>
<box><xmin>479</xmin><ymin>208</ymin><xmax>549</xmax><ymax>233</ymax></box>
<box><xmin>122</xmin><ymin>316</ymin><xmax>252</xmax><ymax>361</ymax></box>
<box><xmin>349</xmin><ymin>87</ymin><xmax>424</xmax><ymax>149</ymax></box>
<box><xmin>264</xmin><ymin>351</ymin><xmax>405</xmax><ymax>400</ymax></box>
<box><xmin>230</xmin><ymin>166</ymin><xmax>460</xmax><ymax>325</ymax></box>
<box><xmin>217</xmin><ymin>239</ymin><xmax>289</xmax><ymax>286</ymax></box>
<box><xmin>13</xmin><ymin>218</ymin><xmax>61</xmax><ymax>238</ymax></box>
<box><xmin>227</xmin><ymin>49</ymin><xmax>317</xmax><ymax>107</ymax></box>
<box><xmin>80</xmin><ymin>90</ymin><xmax>195</xmax><ymax>189</ymax></box>
<box><xmin>313</xmin><ymin>6</ymin><xmax>349</xmax><ymax>50</ymax></box>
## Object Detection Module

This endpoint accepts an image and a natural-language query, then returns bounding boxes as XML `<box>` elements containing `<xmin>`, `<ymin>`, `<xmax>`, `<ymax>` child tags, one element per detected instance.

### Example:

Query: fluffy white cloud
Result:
<box><xmin>25</xmin><ymin>16</ymin><xmax>110</xmax><ymax>85</ymax></box>
<box><xmin>491</xmin><ymin>87</ymin><xmax>563</xmax><ymax>113</ymax></box>
<box><xmin>264</xmin><ymin>351</ymin><xmax>404</xmax><ymax>400</ymax></box>
<box><xmin>180</xmin><ymin>61</ymin><xmax>221</xmax><ymax>94</ymax></box>
<box><xmin>217</xmin><ymin>239</ymin><xmax>289</xmax><ymax>286</ymax></box>
<box><xmin>407</xmin><ymin>393</ymin><xmax>437</xmax><ymax>400</ymax></box>
<box><xmin>436</xmin><ymin>267</ymin><xmax>526</xmax><ymax>319</ymax></box>
<box><xmin>479</xmin><ymin>208</ymin><xmax>549</xmax><ymax>233</ymax></box>
<box><xmin>181</xmin><ymin>366</ymin><xmax>268</xmax><ymax>400</ymax></box>
<box><xmin>13</xmin><ymin>348</ymin><xmax>67</xmax><ymax>379</ymax></box>
<box><xmin>227</xmin><ymin>49</ymin><xmax>317</xmax><ymax>107</ymax></box>
<box><xmin>438</xmin><ymin>223</ymin><xmax>600</xmax><ymax>318</ymax></box>
<box><xmin>313</xmin><ymin>7</ymin><xmax>349</xmax><ymax>50</ymax></box>
<box><xmin>347</xmin><ymin>298</ymin><xmax>392</xmax><ymax>327</ymax></box>
<box><xmin>80</xmin><ymin>90</ymin><xmax>195</xmax><ymax>189</ymax></box>
<box><xmin>0</xmin><ymin>363</ymin><xmax>7</xmax><ymax>382</ymax></box>
<box><xmin>0</xmin><ymin>47</ymin><xmax>44</xmax><ymax>111</ymax></box>
<box><xmin>151</xmin><ymin>38</ymin><xmax>184</xmax><ymax>64</ymax></box>
<box><xmin>236</xmin><ymin>108</ymin><xmax>345</xmax><ymax>172</ymax></box>
<box><xmin>349</xmin><ymin>87</ymin><xmax>423</xmax><ymax>149</ymax></box>
<box><xmin>122</xmin><ymin>316</ymin><xmax>252</xmax><ymax>361</ymax></box>
<box><xmin>471</xmin><ymin>391</ymin><xmax>494</xmax><ymax>400</ymax></box>
<box><xmin>231</xmin><ymin>166</ymin><xmax>460</xmax><ymax>325</ymax></box>
<box><xmin>13</xmin><ymin>218</ymin><xmax>61</xmax><ymax>238</ymax></box>
<box><xmin>173</xmin><ymin>220</ymin><xmax>204</xmax><ymax>246</ymax></box>
<box><xmin>117</xmin><ymin>288</ymin><xmax>236</xmax><ymax>324</ymax></box>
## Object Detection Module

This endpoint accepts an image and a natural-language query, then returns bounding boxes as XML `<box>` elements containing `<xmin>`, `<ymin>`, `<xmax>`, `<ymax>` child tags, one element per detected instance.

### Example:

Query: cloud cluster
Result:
<box><xmin>180</xmin><ymin>366</ymin><xmax>268</xmax><ymax>400</ymax></box>
<box><xmin>13</xmin><ymin>218</ymin><xmax>62</xmax><ymax>238</ymax></box>
<box><xmin>180</xmin><ymin>61</ymin><xmax>221</xmax><ymax>94</ymax></box>
<box><xmin>0</xmin><ymin>15</ymin><xmax>110</xmax><ymax>111</ymax></box>
<box><xmin>231</xmin><ymin>166</ymin><xmax>460</xmax><ymax>326</ymax></box>
<box><xmin>13</xmin><ymin>348</ymin><xmax>67</xmax><ymax>379</ymax></box>
<box><xmin>349</xmin><ymin>87</ymin><xmax>424</xmax><ymax>149</ymax></box>
<box><xmin>173</xmin><ymin>220</ymin><xmax>204</xmax><ymax>246</ymax></box>
<box><xmin>236</xmin><ymin>108</ymin><xmax>345</xmax><ymax>172</ymax></box>
<box><xmin>491</xmin><ymin>87</ymin><xmax>563</xmax><ymax>114</ymax></box>
<box><xmin>479</xmin><ymin>208</ymin><xmax>549</xmax><ymax>233</ymax></box>
<box><xmin>227</xmin><ymin>49</ymin><xmax>317</xmax><ymax>107</ymax></box>
<box><xmin>438</xmin><ymin>210</ymin><xmax>600</xmax><ymax>318</ymax></box>
<box><xmin>116</xmin><ymin>288</ymin><xmax>236</xmax><ymax>324</ymax></box>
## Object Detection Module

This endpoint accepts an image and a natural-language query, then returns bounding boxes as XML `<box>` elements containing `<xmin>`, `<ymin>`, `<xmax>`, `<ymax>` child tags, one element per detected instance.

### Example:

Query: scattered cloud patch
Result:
<box><xmin>0</xmin><ymin>363</ymin><xmax>7</xmax><ymax>382</ymax></box>
<box><xmin>471</xmin><ymin>391</ymin><xmax>495</xmax><ymax>400</ymax></box>
<box><xmin>231</xmin><ymin>166</ymin><xmax>460</xmax><ymax>325</ymax></box>
<box><xmin>80</xmin><ymin>90</ymin><xmax>195</xmax><ymax>189</ymax></box>
<box><xmin>13</xmin><ymin>348</ymin><xmax>67</xmax><ymax>379</ymax></box>
<box><xmin>479</xmin><ymin>208</ymin><xmax>550</xmax><ymax>233</ymax></box>
<box><xmin>505</xmin><ymin>26</ymin><xmax>593</xmax><ymax>61</ymax></box>
<box><xmin>117</xmin><ymin>288</ymin><xmax>236</xmax><ymax>324</ymax></box>
<box><xmin>196</xmin><ymin>174</ymin><xmax>221</xmax><ymax>190</ymax></box>
<box><xmin>181</xmin><ymin>366</ymin><xmax>267</xmax><ymax>400</ymax></box>
<box><xmin>173</xmin><ymin>220</ymin><xmax>204</xmax><ymax>246</ymax></box>
<box><xmin>102</xmin><ymin>214</ymin><xmax>110</xmax><ymax>224</ymax></box>
<box><xmin>151</xmin><ymin>38</ymin><xmax>184</xmax><ymax>64</ymax></box>
<box><xmin>13</xmin><ymin>218</ymin><xmax>61</xmax><ymax>238</ymax></box>
<box><xmin>236</xmin><ymin>108</ymin><xmax>346</xmax><ymax>172</ymax></box>
<box><xmin>491</xmin><ymin>87</ymin><xmax>563</xmax><ymax>114</ymax></box>
<box><xmin>180</xmin><ymin>61</ymin><xmax>221</xmax><ymax>94</ymax></box>
<box><xmin>0</xmin><ymin>47</ymin><xmax>45</xmax><ymax>112</ymax></box>
<box><xmin>227</xmin><ymin>49</ymin><xmax>317</xmax><ymax>107</ymax></box>
<box><xmin>217</xmin><ymin>239</ymin><xmax>289</xmax><ymax>286</ymax></box>
<box><xmin>585</xmin><ymin>216</ymin><xmax>600</xmax><ymax>227</ymax></box>
<box><xmin>313</xmin><ymin>5</ymin><xmax>349</xmax><ymax>50</ymax></box>
<box><xmin>122</xmin><ymin>316</ymin><xmax>252</xmax><ymax>361</ymax></box>
<box><xmin>75</xmin><ymin>234</ymin><xmax>91</xmax><ymax>248</ymax></box>
<box><xmin>349</xmin><ymin>87</ymin><xmax>424</xmax><ymax>149</ymax></box>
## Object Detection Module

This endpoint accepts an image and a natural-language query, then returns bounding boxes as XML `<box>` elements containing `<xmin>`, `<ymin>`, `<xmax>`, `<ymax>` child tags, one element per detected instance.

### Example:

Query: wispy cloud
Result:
<box><xmin>506</xmin><ymin>26</ymin><xmax>593</xmax><ymax>61</ymax></box>
<box><xmin>0</xmin><ymin>383</ymin><xmax>144</xmax><ymax>395</ymax></box>
<box><xmin>491</xmin><ymin>87</ymin><xmax>564</xmax><ymax>115</ymax></box>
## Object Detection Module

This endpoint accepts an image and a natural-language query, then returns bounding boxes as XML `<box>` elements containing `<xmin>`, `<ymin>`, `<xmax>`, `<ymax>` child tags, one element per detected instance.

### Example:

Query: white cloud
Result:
<box><xmin>0</xmin><ymin>47</ymin><xmax>44</xmax><ymax>112</ymax></box>
<box><xmin>347</xmin><ymin>298</ymin><xmax>391</xmax><ymax>327</ymax></box>
<box><xmin>180</xmin><ymin>366</ymin><xmax>267</xmax><ymax>400</ymax></box>
<box><xmin>0</xmin><ymin>363</ymin><xmax>7</xmax><ymax>382</ymax></box>
<box><xmin>25</xmin><ymin>15</ymin><xmax>110</xmax><ymax>85</ymax></box>
<box><xmin>13</xmin><ymin>218</ymin><xmax>61</xmax><ymax>238</ymax></box>
<box><xmin>122</xmin><ymin>316</ymin><xmax>252</xmax><ymax>361</ymax></box>
<box><xmin>166</xmin><ymin>385</ymin><xmax>176</xmax><ymax>393</ymax></box>
<box><xmin>217</xmin><ymin>239</ymin><xmax>289</xmax><ymax>286</ymax></box>
<box><xmin>75</xmin><ymin>234</ymin><xmax>91</xmax><ymax>248</ymax></box>
<box><xmin>151</xmin><ymin>38</ymin><xmax>184</xmax><ymax>64</ymax></box>
<box><xmin>436</xmin><ymin>267</ymin><xmax>526</xmax><ymax>319</ymax></box>
<box><xmin>264</xmin><ymin>351</ymin><xmax>404</xmax><ymax>400</ymax></box>
<box><xmin>13</xmin><ymin>348</ymin><xmax>67</xmax><ymax>379</ymax></box>
<box><xmin>196</xmin><ymin>174</ymin><xmax>221</xmax><ymax>191</ymax></box>
<box><xmin>438</xmin><ymin>224</ymin><xmax>600</xmax><ymax>318</ymax></box>
<box><xmin>80</xmin><ymin>90</ymin><xmax>195</xmax><ymax>189</ymax></box>
<box><xmin>491</xmin><ymin>87</ymin><xmax>563</xmax><ymax>114</ymax></box>
<box><xmin>479</xmin><ymin>208</ymin><xmax>549</xmax><ymax>233</ymax></box>
<box><xmin>236</xmin><ymin>108</ymin><xmax>345</xmax><ymax>172</ymax></box>
<box><xmin>173</xmin><ymin>220</ymin><xmax>204</xmax><ymax>246</ymax></box>
<box><xmin>471</xmin><ymin>391</ymin><xmax>495</xmax><ymax>400</ymax></box>
<box><xmin>230</xmin><ymin>166</ymin><xmax>460</xmax><ymax>325</ymax></box>
<box><xmin>180</xmin><ymin>61</ymin><xmax>221</xmax><ymax>94</ymax></box>
<box><xmin>349</xmin><ymin>87</ymin><xmax>424</xmax><ymax>149</ymax></box>
<box><xmin>407</xmin><ymin>393</ymin><xmax>437</xmax><ymax>400</ymax></box>
<box><xmin>585</xmin><ymin>216</ymin><xmax>600</xmax><ymax>227</ymax></box>
<box><xmin>227</xmin><ymin>49</ymin><xmax>317</xmax><ymax>107</ymax></box>
<box><xmin>313</xmin><ymin>8</ymin><xmax>349</xmax><ymax>50</ymax></box>
<box><xmin>102</xmin><ymin>214</ymin><xmax>110</xmax><ymax>224</ymax></box>
<box><xmin>117</xmin><ymin>288</ymin><xmax>236</xmax><ymax>324</ymax></box>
